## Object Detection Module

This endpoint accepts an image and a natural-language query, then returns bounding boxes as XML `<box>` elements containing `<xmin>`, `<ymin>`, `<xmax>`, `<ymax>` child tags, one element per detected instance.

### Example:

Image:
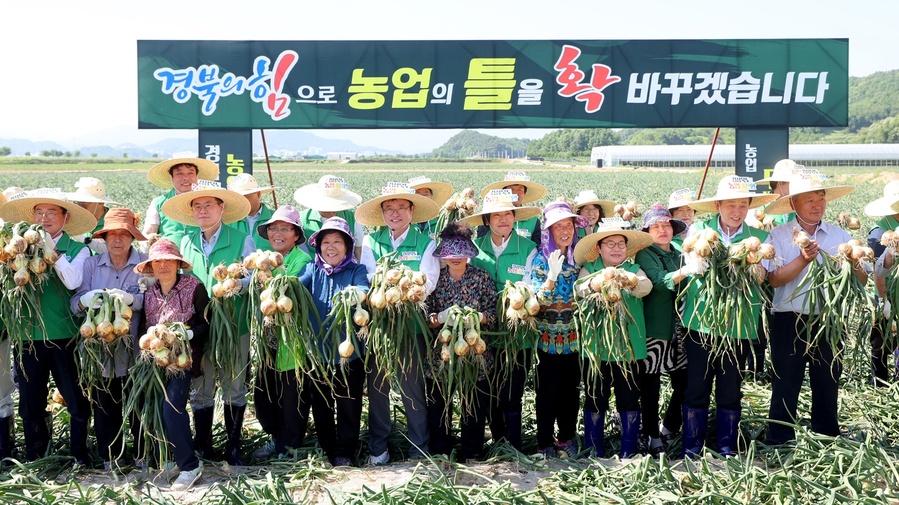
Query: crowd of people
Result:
<box><xmin>0</xmin><ymin>158</ymin><xmax>896</xmax><ymax>491</ymax></box>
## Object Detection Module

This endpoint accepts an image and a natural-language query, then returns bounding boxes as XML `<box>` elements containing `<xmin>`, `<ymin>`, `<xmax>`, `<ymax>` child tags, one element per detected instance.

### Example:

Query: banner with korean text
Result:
<box><xmin>138</xmin><ymin>39</ymin><xmax>848</xmax><ymax>130</ymax></box>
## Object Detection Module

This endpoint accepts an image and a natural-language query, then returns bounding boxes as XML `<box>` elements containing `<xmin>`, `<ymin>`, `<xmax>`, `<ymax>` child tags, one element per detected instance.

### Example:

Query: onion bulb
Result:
<box><xmin>338</xmin><ymin>337</ymin><xmax>355</xmax><ymax>358</ymax></box>
<box><xmin>438</xmin><ymin>328</ymin><xmax>453</xmax><ymax>344</ymax></box>
<box><xmin>353</xmin><ymin>306</ymin><xmax>370</xmax><ymax>326</ymax></box>
<box><xmin>454</xmin><ymin>337</ymin><xmax>470</xmax><ymax>357</ymax></box>
<box><xmin>276</xmin><ymin>296</ymin><xmax>293</xmax><ymax>313</ymax></box>
<box><xmin>212</xmin><ymin>265</ymin><xmax>229</xmax><ymax>282</ymax></box>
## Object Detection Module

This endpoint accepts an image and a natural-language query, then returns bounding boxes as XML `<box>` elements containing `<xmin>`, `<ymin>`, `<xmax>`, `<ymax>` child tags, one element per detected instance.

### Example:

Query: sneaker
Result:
<box><xmin>647</xmin><ymin>437</ymin><xmax>665</xmax><ymax>458</ymax></box>
<box><xmin>333</xmin><ymin>457</ymin><xmax>353</xmax><ymax>467</ymax></box>
<box><xmin>659</xmin><ymin>424</ymin><xmax>678</xmax><ymax>447</ymax></box>
<box><xmin>253</xmin><ymin>439</ymin><xmax>278</xmax><ymax>459</ymax></box>
<box><xmin>171</xmin><ymin>467</ymin><xmax>202</xmax><ymax>491</ymax></box>
<box><xmin>555</xmin><ymin>439</ymin><xmax>577</xmax><ymax>459</ymax></box>
<box><xmin>367</xmin><ymin>450</ymin><xmax>389</xmax><ymax>466</ymax></box>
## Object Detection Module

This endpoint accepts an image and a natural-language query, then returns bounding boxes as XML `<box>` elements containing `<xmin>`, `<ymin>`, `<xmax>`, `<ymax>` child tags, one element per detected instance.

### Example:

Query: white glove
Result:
<box><xmin>79</xmin><ymin>289</ymin><xmax>104</xmax><ymax>309</ymax></box>
<box><xmin>437</xmin><ymin>307</ymin><xmax>452</xmax><ymax>324</ymax></box>
<box><xmin>681</xmin><ymin>254</ymin><xmax>709</xmax><ymax>277</ymax></box>
<box><xmin>186</xmin><ymin>329</ymin><xmax>194</xmax><ymax>340</ymax></box>
<box><xmin>547</xmin><ymin>250</ymin><xmax>564</xmax><ymax>282</ymax></box>
<box><xmin>885</xmin><ymin>300</ymin><xmax>892</xmax><ymax>319</ymax></box>
<box><xmin>138</xmin><ymin>276</ymin><xmax>155</xmax><ymax>293</ymax></box>
<box><xmin>108</xmin><ymin>288</ymin><xmax>134</xmax><ymax>306</ymax></box>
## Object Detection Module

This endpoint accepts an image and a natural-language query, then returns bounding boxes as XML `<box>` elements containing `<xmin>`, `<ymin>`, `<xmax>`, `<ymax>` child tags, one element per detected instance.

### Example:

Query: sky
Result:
<box><xmin>2</xmin><ymin>0</ymin><xmax>898</xmax><ymax>154</ymax></box>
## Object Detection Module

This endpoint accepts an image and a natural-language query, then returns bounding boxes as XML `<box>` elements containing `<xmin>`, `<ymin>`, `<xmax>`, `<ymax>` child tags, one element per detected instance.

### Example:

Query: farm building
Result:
<box><xmin>590</xmin><ymin>144</ymin><xmax>899</xmax><ymax>168</ymax></box>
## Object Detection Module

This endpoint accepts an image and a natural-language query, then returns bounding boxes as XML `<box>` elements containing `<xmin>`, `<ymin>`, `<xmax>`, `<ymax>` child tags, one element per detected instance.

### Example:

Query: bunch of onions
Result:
<box><xmin>248</xmin><ymin>273</ymin><xmax>321</xmax><ymax>374</ymax></box>
<box><xmin>880</xmin><ymin>231</ymin><xmax>899</xmax><ymax>338</ymax></box>
<box><xmin>366</xmin><ymin>259</ymin><xmax>428</xmax><ymax>310</ymax></box>
<box><xmin>205</xmin><ymin>260</ymin><xmax>248</xmax><ymax>379</ymax></box>
<box><xmin>836</xmin><ymin>212</ymin><xmax>862</xmax><ymax>231</ymax></box>
<box><xmin>432</xmin><ymin>305</ymin><xmax>488</xmax><ymax>417</ymax></box>
<box><xmin>320</xmin><ymin>286</ymin><xmax>369</xmax><ymax>370</ymax></box>
<box><xmin>498</xmin><ymin>280</ymin><xmax>540</xmax><ymax>327</ymax></box>
<box><xmin>243</xmin><ymin>249</ymin><xmax>284</xmax><ymax>286</ymax></box>
<box><xmin>210</xmin><ymin>261</ymin><xmax>247</xmax><ymax>299</ymax></box>
<box><xmin>76</xmin><ymin>290</ymin><xmax>135</xmax><ymax>398</ymax></box>
<box><xmin>790</xmin><ymin>231</ymin><xmax>875</xmax><ymax>359</ymax></box>
<box><xmin>613</xmin><ymin>200</ymin><xmax>643</xmax><ymax>223</ymax></box>
<box><xmin>434</xmin><ymin>188</ymin><xmax>478</xmax><ymax>238</ymax></box>
<box><xmin>575</xmin><ymin>266</ymin><xmax>641</xmax><ymax>376</ymax></box>
<box><xmin>750</xmin><ymin>208</ymin><xmax>776</xmax><ymax>231</ymax></box>
<box><xmin>137</xmin><ymin>322</ymin><xmax>193</xmax><ymax>374</ymax></box>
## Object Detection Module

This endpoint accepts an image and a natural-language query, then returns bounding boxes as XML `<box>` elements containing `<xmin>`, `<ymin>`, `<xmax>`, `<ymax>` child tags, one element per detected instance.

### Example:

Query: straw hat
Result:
<box><xmin>408</xmin><ymin>176</ymin><xmax>454</xmax><ymax>205</ymax></box>
<box><xmin>480</xmin><ymin>171</ymin><xmax>548</xmax><ymax>204</ymax></box>
<box><xmin>572</xmin><ymin>190</ymin><xmax>616</xmax><ymax>217</ymax></box>
<box><xmin>688</xmin><ymin>176</ymin><xmax>778</xmax><ymax>213</ymax></box>
<box><xmin>160</xmin><ymin>180</ymin><xmax>251</xmax><ymax>226</ymax></box>
<box><xmin>0</xmin><ymin>188</ymin><xmax>98</xmax><ymax>236</ymax></box>
<box><xmin>91</xmin><ymin>208</ymin><xmax>146</xmax><ymax>241</ymax></box>
<box><xmin>667</xmin><ymin>188</ymin><xmax>706</xmax><ymax>216</ymax></box>
<box><xmin>147</xmin><ymin>157</ymin><xmax>218</xmax><ymax>189</ymax></box>
<box><xmin>574</xmin><ymin>221</ymin><xmax>654</xmax><ymax>265</ymax></box>
<box><xmin>133</xmin><ymin>238</ymin><xmax>193</xmax><ymax>275</ymax></box>
<box><xmin>293</xmin><ymin>175</ymin><xmax>362</xmax><ymax>212</ymax></box>
<box><xmin>757</xmin><ymin>159</ymin><xmax>805</xmax><ymax>185</ymax></box>
<box><xmin>2</xmin><ymin>187</ymin><xmax>24</xmax><ymax>200</ymax></box>
<box><xmin>864</xmin><ymin>180</ymin><xmax>899</xmax><ymax>217</ymax></box>
<box><xmin>256</xmin><ymin>204</ymin><xmax>305</xmax><ymax>244</ymax></box>
<box><xmin>765</xmin><ymin>171</ymin><xmax>855</xmax><ymax>215</ymax></box>
<box><xmin>354</xmin><ymin>183</ymin><xmax>439</xmax><ymax>227</ymax></box>
<box><xmin>67</xmin><ymin>177</ymin><xmax>120</xmax><ymax>205</ymax></box>
<box><xmin>227</xmin><ymin>173</ymin><xmax>275</xmax><ymax>196</ymax></box>
<box><xmin>460</xmin><ymin>189</ymin><xmax>541</xmax><ymax>227</ymax></box>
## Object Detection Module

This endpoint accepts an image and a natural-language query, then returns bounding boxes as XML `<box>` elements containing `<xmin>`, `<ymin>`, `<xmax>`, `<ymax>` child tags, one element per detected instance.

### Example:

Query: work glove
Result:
<box><xmin>79</xmin><ymin>289</ymin><xmax>105</xmax><ymax>309</ymax></box>
<box><xmin>547</xmin><ymin>250</ymin><xmax>564</xmax><ymax>282</ymax></box>
<box><xmin>681</xmin><ymin>254</ymin><xmax>709</xmax><ymax>277</ymax></box>
<box><xmin>108</xmin><ymin>288</ymin><xmax>134</xmax><ymax>306</ymax></box>
<box><xmin>885</xmin><ymin>300</ymin><xmax>892</xmax><ymax>320</ymax></box>
<box><xmin>436</xmin><ymin>307</ymin><xmax>452</xmax><ymax>324</ymax></box>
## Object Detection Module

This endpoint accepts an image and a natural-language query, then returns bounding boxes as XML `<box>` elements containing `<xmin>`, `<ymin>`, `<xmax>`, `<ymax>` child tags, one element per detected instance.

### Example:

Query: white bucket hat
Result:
<box><xmin>765</xmin><ymin>171</ymin><xmax>855</xmax><ymax>215</ymax></box>
<box><xmin>293</xmin><ymin>175</ymin><xmax>362</xmax><ymax>212</ymax></box>
<box><xmin>227</xmin><ymin>173</ymin><xmax>275</xmax><ymax>196</ymax></box>
<box><xmin>757</xmin><ymin>159</ymin><xmax>805</xmax><ymax>185</ymax></box>
<box><xmin>864</xmin><ymin>180</ymin><xmax>899</xmax><ymax>217</ymax></box>
<box><xmin>688</xmin><ymin>176</ymin><xmax>779</xmax><ymax>213</ymax></box>
<box><xmin>67</xmin><ymin>177</ymin><xmax>120</xmax><ymax>205</ymax></box>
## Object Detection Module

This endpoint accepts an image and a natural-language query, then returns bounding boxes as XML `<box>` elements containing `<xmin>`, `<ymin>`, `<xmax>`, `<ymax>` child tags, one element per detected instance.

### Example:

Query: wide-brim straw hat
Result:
<box><xmin>91</xmin><ymin>207</ymin><xmax>147</xmax><ymax>241</ymax></box>
<box><xmin>227</xmin><ymin>173</ymin><xmax>275</xmax><ymax>196</ymax></box>
<box><xmin>256</xmin><ymin>204</ymin><xmax>305</xmax><ymax>244</ymax></box>
<box><xmin>293</xmin><ymin>175</ymin><xmax>362</xmax><ymax>212</ymax></box>
<box><xmin>355</xmin><ymin>183</ymin><xmax>440</xmax><ymax>227</ymax></box>
<box><xmin>689</xmin><ymin>176</ymin><xmax>778</xmax><ymax>213</ymax></box>
<box><xmin>0</xmin><ymin>188</ymin><xmax>98</xmax><ymax>236</ymax></box>
<box><xmin>481</xmin><ymin>171</ymin><xmax>547</xmax><ymax>204</ymax></box>
<box><xmin>134</xmin><ymin>238</ymin><xmax>192</xmax><ymax>275</ymax></box>
<box><xmin>667</xmin><ymin>188</ymin><xmax>707</xmax><ymax>216</ymax></box>
<box><xmin>460</xmin><ymin>189</ymin><xmax>541</xmax><ymax>227</ymax></box>
<box><xmin>408</xmin><ymin>176</ymin><xmax>454</xmax><ymax>206</ymax></box>
<box><xmin>757</xmin><ymin>159</ymin><xmax>805</xmax><ymax>185</ymax></box>
<box><xmin>147</xmin><ymin>158</ymin><xmax>219</xmax><ymax>189</ymax></box>
<box><xmin>574</xmin><ymin>223</ymin><xmax>654</xmax><ymax>265</ymax></box>
<box><xmin>864</xmin><ymin>180</ymin><xmax>899</xmax><ymax>217</ymax></box>
<box><xmin>67</xmin><ymin>177</ymin><xmax>120</xmax><ymax>205</ymax></box>
<box><xmin>765</xmin><ymin>172</ymin><xmax>856</xmax><ymax>215</ymax></box>
<box><xmin>161</xmin><ymin>181</ymin><xmax>251</xmax><ymax>225</ymax></box>
<box><xmin>572</xmin><ymin>190</ymin><xmax>616</xmax><ymax>217</ymax></box>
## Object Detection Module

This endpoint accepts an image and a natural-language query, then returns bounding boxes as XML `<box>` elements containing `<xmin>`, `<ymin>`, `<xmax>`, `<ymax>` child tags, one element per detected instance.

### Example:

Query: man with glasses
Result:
<box><xmin>144</xmin><ymin>158</ymin><xmax>218</xmax><ymax>244</ymax></box>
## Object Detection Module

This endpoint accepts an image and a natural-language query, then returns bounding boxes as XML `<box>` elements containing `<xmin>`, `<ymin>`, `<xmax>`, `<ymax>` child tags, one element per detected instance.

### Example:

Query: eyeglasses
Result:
<box><xmin>601</xmin><ymin>241</ymin><xmax>628</xmax><ymax>250</ymax></box>
<box><xmin>34</xmin><ymin>211</ymin><xmax>61</xmax><ymax>219</ymax></box>
<box><xmin>382</xmin><ymin>205</ymin><xmax>411</xmax><ymax>215</ymax></box>
<box><xmin>267</xmin><ymin>226</ymin><xmax>295</xmax><ymax>235</ymax></box>
<box><xmin>191</xmin><ymin>202</ymin><xmax>221</xmax><ymax>213</ymax></box>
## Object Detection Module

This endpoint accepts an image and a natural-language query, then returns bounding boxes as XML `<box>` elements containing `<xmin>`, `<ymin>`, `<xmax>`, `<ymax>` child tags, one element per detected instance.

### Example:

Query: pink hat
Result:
<box><xmin>256</xmin><ymin>205</ymin><xmax>305</xmax><ymax>244</ymax></box>
<box><xmin>133</xmin><ymin>238</ymin><xmax>193</xmax><ymax>275</ymax></box>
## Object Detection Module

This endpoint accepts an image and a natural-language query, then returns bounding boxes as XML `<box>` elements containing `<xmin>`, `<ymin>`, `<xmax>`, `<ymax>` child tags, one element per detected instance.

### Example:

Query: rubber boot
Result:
<box><xmin>503</xmin><ymin>409</ymin><xmax>523</xmax><ymax>452</ymax></box>
<box><xmin>619</xmin><ymin>411</ymin><xmax>640</xmax><ymax>459</ymax></box>
<box><xmin>583</xmin><ymin>408</ymin><xmax>604</xmax><ymax>457</ymax></box>
<box><xmin>69</xmin><ymin>416</ymin><xmax>90</xmax><ymax>466</ymax></box>
<box><xmin>23</xmin><ymin>419</ymin><xmax>49</xmax><ymax>461</ymax></box>
<box><xmin>0</xmin><ymin>416</ymin><xmax>12</xmax><ymax>464</ymax></box>
<box><xmin>716</xmin><ymin>408</ymin><xmax>741</xmax><ymax>457</ymax></box>
<box><xmin>682</xmin><ymin>406</ymin><xmax>708</xmax><ymax>459</ymax></box>
<box><xmin>224</xmin><ymin>404</ymin><xmax>246</xmax><ymax>466</ymax></box>
<box><xmin>192</xmin><ymin>407</ymin><xmax>215</xmax><ymax>459</ymax></box>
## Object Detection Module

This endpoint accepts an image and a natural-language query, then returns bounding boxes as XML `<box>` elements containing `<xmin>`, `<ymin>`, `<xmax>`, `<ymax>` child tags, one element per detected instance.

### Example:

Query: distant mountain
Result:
<box><xmin>431</xmin><ymin>130</ymin><xmax>530</xmax><ymax>158</ymax></box>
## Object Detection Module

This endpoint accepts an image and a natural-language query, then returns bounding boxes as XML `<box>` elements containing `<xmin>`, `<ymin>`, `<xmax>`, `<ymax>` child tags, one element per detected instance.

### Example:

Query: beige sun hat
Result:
<box><xmin>480</xmin><ymin>171</ymin><xmax>548</xmax><ymax>204</ymax></box>
<box><xmin>688</xmin><ymin>176</ymin><xmax>779</xmax><ymax>213</ymax></box>
<box><xmin>67</xmin><ymin>177</ymin><xmax>120</xmax><ymax>205</ymax></box>
<box><xmin>227</xmin><ymin>173</ymin><xmax>275</xmax><ymax>196</ymax></box>
<box><xmin>293</xmin><ymin>175</ymin><xmax>362</xmax><ymax>212</ymax></box>
<box><xmin>3</xmin><ymin>187</ymin><xmax>25</xmax><ymax>200</ymax></box>
<box><xmin>0</xmin><ymin>188</ymin><xmax>98</xmax><ymax>236</ymax></box>
<box><xmin>133</xmin><ymin>238</ymin><xmax>193</xmax><ymax>275</ymax></box>
<box><xmin>765</xmin><ymin>171</ymin><xmax>856</xmax><ymax>215</ymax></box>
<box><xmin>354</xmin><ymin>183</ymin><xmax>440</xmax><ymax>227</ymax></box>
<box><xmin>160</xmin><ymin>180</ymin><xmax>251</xmax><ymax>225</ymax></box>
<box><xmin>757</xmin><ymin>159</ymin><xmax>805</xmax><ymax>185</ymax></box>
<box><xmin>667</xmin><ymin>188</ymin><xmax>707</xmax><ymax>216</ymax></box>
<box><xmin>147</xmin><ymin>157</ymin><xmax>219</xmax><ymax>189</ymax></box>
<box><xmin>572</xmin><ymin>190</ymin><xmax>616</xmax><ymax>217</ymax></box>
<box><xmin>574</xmin><ymin>219</ymin><xmax>654</xmax><ymax>265</ymax></box>
<box><xmin>461</xmin><ymin>189</ymin><xmax>541</xmax><ymax>227</ymax></box>
<box><xmin>408</xmin><ymin>176</ymin><xmax>454</xmax><ymax>206</ymax></box>
<box><xmin>864</xmin><ymin>180</ymin><xmax>899</xmax><ymax>217</ymax></box>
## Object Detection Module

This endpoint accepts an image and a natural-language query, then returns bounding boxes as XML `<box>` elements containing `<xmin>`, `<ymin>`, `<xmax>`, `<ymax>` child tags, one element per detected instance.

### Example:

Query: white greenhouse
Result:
<box><xmin>590</xmin><ymin>144</ymin><xmax>899</xmax><ymax>168</ymax></box>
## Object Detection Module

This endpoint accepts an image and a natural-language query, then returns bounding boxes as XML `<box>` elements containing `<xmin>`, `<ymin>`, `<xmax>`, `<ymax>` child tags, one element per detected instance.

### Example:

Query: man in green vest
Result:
<box><xmin>356</xmin><ymin>183</ymin><xmax>439</xmax><ymax>465</ymax></box>
<box><xmin>864</xmin><ymin>180</ymin><xmax>899</xmax><ymax>385</ymax></box>
<box><xmin>481</xmin><ymin>171</ymin><xmax>548</xmax><ymax>245</ymax></box>
<box><xmin>67</xmin><ymin>176</ymin><xmax>120</xmax><ymax>255</ymax></box>
<box><xmin>143</xmin><ymin>158</ymin><xmax>219</xmax><ymax>245</ymax></box>
<box><xmin>227</xmin><ymin>173</ymin><xmax>276</xmax><ymax>251</ymax></box>
<box><xmin>162</xmin><ymin>181</ymin><xmax>253</xmax><ymax>466</ymax></box>
<box><xmin>680</xmin><ymin>176</ymin><xmax>777</xmax><ymax>458</ymax></box>
<box><xmin>0</xmin><ymin>190</ymin><xmax>98</xmax><ymax>464</ymax></box>
<box><xmin>463</xmin><ymin>189</ymin><xmax>540</xmax><ymax>452</ymax></box>
<box><xmin>409</xmin><ymin>176</ymin><xmax>454</xmax><ymax>240</ymax></box>
<box><xmin>295</xmin><ymin>175</ymin><xmax>364</xmax><ymax>261</ymax></box>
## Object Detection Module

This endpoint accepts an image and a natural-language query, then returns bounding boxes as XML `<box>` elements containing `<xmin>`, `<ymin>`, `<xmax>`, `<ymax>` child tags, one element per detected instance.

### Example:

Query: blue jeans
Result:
<box><xmin>164</xmin><ymin>373</ymin><xmax>199</xmax><ymax>471</ymax></box>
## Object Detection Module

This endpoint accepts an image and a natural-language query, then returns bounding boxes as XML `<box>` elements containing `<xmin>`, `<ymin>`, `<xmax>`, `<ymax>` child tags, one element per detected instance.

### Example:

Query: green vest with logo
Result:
<box><xmin>154</xmin><ymin>189</ymin><xmax>199</xmax><ymax>245</ymax></box>
<box><xmin>300</xmin><ymin>208</ymin><xmax>358</xmax><ymax>247</ymax></box>
<box><xmin>874</xmin><ymin>215</ymin><xmax>899</xmax><ymax>233</ymax></box>
<box><xmin>180</xmin><ymin>225</ymin><xmax>251</xmax><ymax>335</ymax></box>
<box><xmin>470</xmin><ymin>232</ymin><xmax>536</xmax><ymax>293</ymax></box>
<box><xmin>580</xmin><ymin>258</ymin><xmax>647</xmax><ymax>361</ymax></box>
<box><xmin>33</xmin><ymin>233</ymin><xmax>87</xmax><ymax>341</ymax></box>
<box><xmin>229</xmin><ymin>204</ymin><xmax>275</xmax><ymax>252</ymax></box>
<box><xmin>516</xmin><ymin>216</ymin><xmax>539</xmax><ymax>239</ymax></box>
<box><xmin>368</xmin><ymin>226</ymin><xmax>431</xmax><ymax>271</ymax></box>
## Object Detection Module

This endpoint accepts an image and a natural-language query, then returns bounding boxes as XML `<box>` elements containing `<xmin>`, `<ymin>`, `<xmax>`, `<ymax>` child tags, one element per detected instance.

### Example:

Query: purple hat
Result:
<box><xmin>433</xmin><ymin>222</ymin><xmax>479</xmax><ymax>259</ymax></box>
<box><xmin>257</xmin><ymin>205</ymin><xmax>306</xmax><ymax>244</ymax></box>
<box><xmin>308</xmin><ymin>217</ymin><xmax>355</xmax><ymax>249</ymax></box>
<box><xmin>543</xmin><ymin>199</ymin><xmax>590</xmax><ymax>230</ymax></box>
<box><xmin>640</xmin><ymin>204</ymin><xmax>687</xmax><ymax>236</ymax></box>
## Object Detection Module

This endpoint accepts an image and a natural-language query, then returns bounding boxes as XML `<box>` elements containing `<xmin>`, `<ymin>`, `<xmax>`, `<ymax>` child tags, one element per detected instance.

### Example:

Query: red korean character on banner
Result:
<box><xmin>348</xmin><ymin>69</ymin><xmax>389</xmax><ymax>110</ymax></box>
<box><xmin>554</xmin><ymin>45</ymin><xmax>620</xmax><ymax>113</ymax></box>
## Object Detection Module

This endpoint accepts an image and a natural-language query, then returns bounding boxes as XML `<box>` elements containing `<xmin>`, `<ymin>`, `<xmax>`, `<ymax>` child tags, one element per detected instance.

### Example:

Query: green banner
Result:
<box><xmin>138</xmin><ymin>39</ymin><xmax>848</xmax><ymax>130</ymax></box>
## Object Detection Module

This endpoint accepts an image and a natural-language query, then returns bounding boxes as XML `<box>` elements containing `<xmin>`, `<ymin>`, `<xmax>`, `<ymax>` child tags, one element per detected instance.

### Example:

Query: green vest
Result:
<box><xmin>368</xmin><ymin>226</ymin><xmax>431</xmax><ymax>271</ymax></box>
<box><xmin>229</xmin><ymin>204</ymin><xmax>275</xmax><ymax>251</ymax></box>
<box><xmin>154</xmin><ymin>189</ymin><xmax>199</xmax><ymax>245</ymax></box>
<box><xmin>300</xmin><ymin>208</ymin><xmax>358</xmax><ymax>246</ymax></box>
<box><xmin>874</xmin><ymin>215</ymin><xmax>899</xmax><ymax>233</ymax></box>
<box><xmin>281</xmin><ymin>246</ymin><xmax>312</xmax><ymax>277</ymax></box>
<box><xmin>516</xmin><ymin>216</ymin><xmax>539</xmax><ymax>239</ymax></box>
<box><xmin>419</xmin><ymin>217</ymin><xmax>440</xmax><ymax>240</ymax></box>
<box><xmin>470</xmin><ymin>232</ymin><xmax>536</xmax><ymax>293</ymax></box>
<box><xmin>773</xmin><ymin>212</ymin><xmax>795</xmax><ymax>226</ymax></box>
<box><xmin>33</xmin><ymin>233</ymin><xmax>87</xmax><ymax>341</ymax></box>
<box><xmin>581</xmin><ymin>258</ymin><xmax>647</xmax><ymax>361</ymax></box>
<box><xmin>635</xmin><ymin>244</ymin><xmax>682</xmax><ymax>341</ymax></box>
<box><xmin>682</xmin><ymin>216</ymin><xmax>768</xmax><ymax>340</ymax></box>
<box><xmin>180</xmin><ymin>225</ymin><xmax>251</xmax><ymax>335</ymax></box>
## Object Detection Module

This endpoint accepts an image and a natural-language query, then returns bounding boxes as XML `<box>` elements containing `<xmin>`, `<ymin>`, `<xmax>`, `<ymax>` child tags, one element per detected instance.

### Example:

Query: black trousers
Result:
<box><xmin>535</xmin><ymin>351</ymin><xmax>581</xmax><ymax>449</ymax></box>
<box><xmin>426</xmin><ymin>375</ymin><xmax>489</xmax><ymax>460</ymax></box>
<box><xmin>767</xmin><ymin>312</ymin><xmax>841</xmax><ymax>444</ymax></box>
<box><xmin>488</xmin><ymin>349</ymin><xmax>532</xmax><ymax>431</ymax></box>
<box><xmin>870</xmin><ymin>318</ymin><xmax>897</xmax><ymax>385</ymax></box>
<box><xmin>93</xmin><ymin>376</ymin><xmax>140</xmax><ymax>463</ymax></box>
<box><xmin>309</xmin><ymin>358</ymin><xmax>365</xmax><ymax>461</ymax></box>
<box><xmin>253</xmin><ymin>364</ymin><xmax>310</xmax><ymax>453</ymax></box>
<box><xmin>583</xmin><ymin>360</ymin><xmax>640</xmax><ymax>414</ymax></box>
<box><xmin>683</xmin><ymin>331</ymin><xmax>747</xmax><ymax>411</ymax></box>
